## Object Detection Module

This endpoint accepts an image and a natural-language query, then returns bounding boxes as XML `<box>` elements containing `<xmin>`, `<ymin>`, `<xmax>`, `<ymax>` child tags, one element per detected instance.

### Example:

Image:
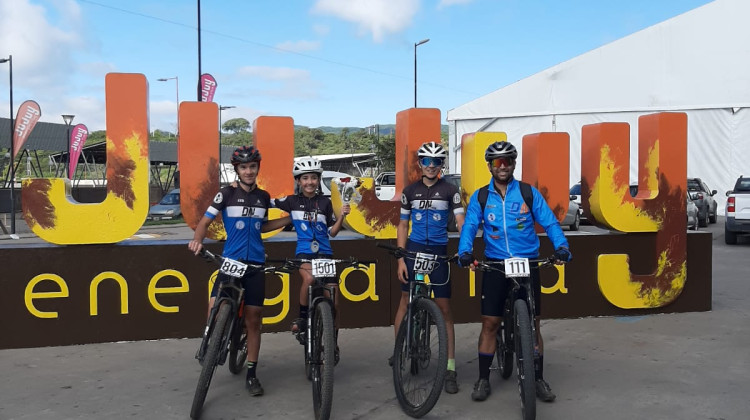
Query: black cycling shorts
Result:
<box><xmin>210</xmin><ymin>265</ymin><xmax>266</xmax><ymax>307</ymax></box>
<box><xmin>402</xmin><ymin>240</ymin><xmax>451</xmax><ymax>299</ymax></box>
<box><xmin>480</xmin><ymin>260</ymin><xmax>541</xmax><ymax>317</ymax></box>
<box><xmin>296</xmin><ymin>253</ymin><xmax>338</xmax><ymax>284</ymax></box>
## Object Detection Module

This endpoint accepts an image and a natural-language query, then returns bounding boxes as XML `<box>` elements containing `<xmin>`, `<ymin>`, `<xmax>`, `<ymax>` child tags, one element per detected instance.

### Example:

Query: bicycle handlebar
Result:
<box><xmin>275</xmin><ymin>257</ymin><xmax>375</xmax><ymax>271</ymax></box>
<box><xmin>471</xmin><ymin>256</ymin><xmax>556</xmax><ymax>273</ymax></box>
<box><xmin>376</xmin><ymin>243</ymin><xmax>457</xmax><ymax>263</ymax></box>
<box><xmin>198</xmin><ymin>249</ymin><xmax>277</xmax><ymax>272</ymax></box>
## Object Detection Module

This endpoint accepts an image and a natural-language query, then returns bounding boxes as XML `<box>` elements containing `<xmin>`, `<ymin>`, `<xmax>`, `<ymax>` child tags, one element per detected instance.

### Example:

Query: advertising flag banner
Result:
<box><xmin>12</xmin><ymin>100</ymin><xmax>42</xmax><ymax>158</ymax></box>
<box><xmin>200</xmin><ymin>73</ymin><xmax>217</xmax><ymax>102</ymax></box>
<box><xmin>68</xmin><ymin>123</ymin><xmax>89</xmax><ymax>179</ymax></box>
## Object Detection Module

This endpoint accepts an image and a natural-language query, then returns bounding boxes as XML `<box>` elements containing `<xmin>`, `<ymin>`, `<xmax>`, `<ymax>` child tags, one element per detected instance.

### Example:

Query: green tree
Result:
<box><xmin>222</xmin><ymin>118</ymin><xmax>251</xmax><ymax>135</ymax></box>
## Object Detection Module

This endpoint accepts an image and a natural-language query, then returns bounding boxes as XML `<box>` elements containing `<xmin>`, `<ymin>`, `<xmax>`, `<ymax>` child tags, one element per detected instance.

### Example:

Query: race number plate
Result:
<box><xmin>414</xmin><ymin>252</ymin><xmax>438</xmax><ymax>274</ymax></box>
<box><xmin>504</xmin><ymin>257</ymin><xmax>530</xmax><ymax>278</ymax></box>
<box><xmin>220</xmin><ymin>257</ymin><xmax>248</xmax><ymax>278</ymax></box>
<box><xmin>311</xmin><ymin>259</ymin><xmax>337</xmax><ymax>278</ymax></box>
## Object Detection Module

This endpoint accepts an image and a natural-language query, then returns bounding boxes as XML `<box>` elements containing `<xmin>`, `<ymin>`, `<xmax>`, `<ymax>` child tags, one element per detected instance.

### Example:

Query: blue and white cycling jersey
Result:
<box><xmin>400</xmin><ymin>178</ymin><xmax>464</xmax><ymax>245</ymax></box>
<box><xmin>205</xmin><ymin>185</ymin><xmax>270</xmax><ymax>263</ymax></box>
<box><xmin>272</xmin><ymin>193</ymin><xmax>336</xmax><ymax>255</ymax></box>
<box><xmin>458</xmin><ymin>178</ymin><xmax>568</xmax><ymax>259</ymax></box>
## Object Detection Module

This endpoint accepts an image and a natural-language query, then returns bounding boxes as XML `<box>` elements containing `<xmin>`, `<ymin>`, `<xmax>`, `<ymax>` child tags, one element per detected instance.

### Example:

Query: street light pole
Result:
<box><xmin>157</xmin><ymin>77</ymin><xmax>179</xmax><ymax>137</ymax></box>
<box><xmin>62</xmin><ymin>114</ymin><xmax>75</xmax><ymax>179</ymax></box>
<box><xmin>414</xmin><ymin>38</ymin><xmax>430</xmax><ymax>108</ymax></box>
<box><xmin>1</xmin><ymin>55</ymin><xmax>15</xmax><ymax>234</ymax></box>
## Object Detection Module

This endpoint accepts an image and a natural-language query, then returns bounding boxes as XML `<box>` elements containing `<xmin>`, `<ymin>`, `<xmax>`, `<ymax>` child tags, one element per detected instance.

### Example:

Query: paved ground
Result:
<box><xmin>2</xmin><ymin>220</ymin><xmax>749</xmax><ymax>419</ymax></box>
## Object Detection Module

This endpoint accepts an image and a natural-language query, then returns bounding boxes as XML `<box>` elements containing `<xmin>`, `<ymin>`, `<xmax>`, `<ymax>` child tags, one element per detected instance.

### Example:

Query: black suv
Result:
<box><xmin>687</xmin><ymin>177</ymin><xmax>718</xmax><ymax>227</ymax></box>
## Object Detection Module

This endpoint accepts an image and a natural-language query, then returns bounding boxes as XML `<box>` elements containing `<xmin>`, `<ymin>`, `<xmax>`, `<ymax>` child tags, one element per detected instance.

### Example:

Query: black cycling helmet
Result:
<box><xmin>231</xmin><ymin>146</ymin><xmax>261</xmax><ymax>166</ymax></box>
<box><xmin>484</xmin><ymin>141</ymin><xmax>518</xmax><ymax>162</ymax></box>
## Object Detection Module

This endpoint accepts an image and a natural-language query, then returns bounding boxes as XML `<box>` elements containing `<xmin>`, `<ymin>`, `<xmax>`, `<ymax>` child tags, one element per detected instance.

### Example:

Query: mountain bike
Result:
<box><xmin>190</xmin><ymin>249</ymin><xmax>280</xmax><ymax>420</ymax></box>
<box><xmin>378</xmin><ymin>243</ymin><xmax>451</xmax><ymax>418</ymax></box>
<box><xmin>473</xmin><ymin>256</ymin><xmax>556</xmax><ymax>420</ymax></box>
<box><xmin>280</xmin><ymin>257</ymin><xmax>369</xmax><ymax>420</ymax></box>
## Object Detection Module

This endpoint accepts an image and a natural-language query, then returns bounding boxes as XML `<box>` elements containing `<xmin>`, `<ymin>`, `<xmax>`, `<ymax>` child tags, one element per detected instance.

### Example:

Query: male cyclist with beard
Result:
<box><xmin>188</xmin><ymin>146</ymin><xmax>290</xmax><ymax>397</ymax></box>
<box><xmin>393</xmin><ymin>141</ymin><xmax>465</xmax><ymax>394</ymax></box>
<box><xmin>271</xmin><ymin>157</ymin><xmax>350</xmax><ymax>364</ymax></box>
<box><xmin>457</xmin><ymin>141</ymin><xmax>571</xmax><ymax>403</ymax></box>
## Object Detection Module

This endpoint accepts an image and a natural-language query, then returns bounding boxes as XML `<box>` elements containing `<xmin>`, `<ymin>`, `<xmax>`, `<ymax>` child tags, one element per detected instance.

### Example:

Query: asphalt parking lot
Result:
<box><xmin>1</xmin><ymin>219</ymin><xmax>749</xmax><ymax>420</ymax></box>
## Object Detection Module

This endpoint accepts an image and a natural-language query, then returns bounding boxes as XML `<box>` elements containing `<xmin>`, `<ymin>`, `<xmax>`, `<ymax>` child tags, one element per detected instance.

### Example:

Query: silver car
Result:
<box><xmin>687</xmin><ymin>177</ymin><xmax>718</xmax><ymax>227</ymax></box>
<box><xmin>147</xmin><ymin>189</ymin><xmax>181</xmax><ymax>221</ymax></box>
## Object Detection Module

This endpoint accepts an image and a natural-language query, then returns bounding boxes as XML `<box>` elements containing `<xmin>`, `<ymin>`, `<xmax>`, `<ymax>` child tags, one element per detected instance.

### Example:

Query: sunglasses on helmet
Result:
<box><xmin>419</xmin><ymin>157</ymin><xmax>444</xmax><ymax>167</ymax></box>
<box><xmin>490</xmin><ymin>157</ymin><xmax>515</xmax><ymax>168</ymax></box>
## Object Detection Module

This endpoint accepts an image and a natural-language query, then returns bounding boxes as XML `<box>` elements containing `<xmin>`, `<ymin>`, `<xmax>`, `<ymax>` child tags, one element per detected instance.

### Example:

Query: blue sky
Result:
<box><xmin>0</xmin><ymin>0</ymin><xmax>711</xmax><ymax>132</ymax></box>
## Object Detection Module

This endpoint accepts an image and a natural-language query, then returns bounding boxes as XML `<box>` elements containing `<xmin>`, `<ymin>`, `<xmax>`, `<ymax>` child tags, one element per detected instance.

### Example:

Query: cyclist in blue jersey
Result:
<box><xmin>272</xmin><ymin>157</ymin><xmax>350</xmax><ymax>363</ymax></box>
<box><xmin>393</xmin><ymin>141</ymin><xmax>465</xmax><ymax>394</ymax></box>
<box><xmin>188</xmin><ymin>146</ymin><xmax>290</xmax><ymax>397</ymax></box>
<box><xmin>457</xmin><ymin>141</ymin><xmax>572</xmax><ymax>403</ymax></box>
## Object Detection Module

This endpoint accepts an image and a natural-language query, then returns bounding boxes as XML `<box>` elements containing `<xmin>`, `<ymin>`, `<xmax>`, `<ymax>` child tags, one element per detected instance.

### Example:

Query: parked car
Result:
<box><xmin>445</xmin><ymin>174</ymin><xmax>580</xmax><ymax>231</ymax></box>
<box><xmin>724</xmin><ymin>175</ymin><xmax>750</xmax><ymax>244</ymax></box>
<box><xmin>629</xmin><ymin>185</ymin><xmax>700</xmax><ymax>231</ymax></box>
<box><xmin>147</xmin><ymin>188</ymin><xmax>181</xmax><ymax>221</ymax></box>
<box><xmin>374</xmin><ymin>171</ymin><xmax>396</xmax><ymax>200</ymax></box>
<box><xmin>687</xmin><ymin>177</ymin><xmax>718</xmax><ymax>227</ymax></box>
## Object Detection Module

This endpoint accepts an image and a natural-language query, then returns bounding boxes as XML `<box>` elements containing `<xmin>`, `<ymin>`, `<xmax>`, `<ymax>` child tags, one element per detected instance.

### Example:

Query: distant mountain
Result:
<box><xmin>293</xmin><ymin>124</ymin><xmax>448</xmax><ymax>135</ymax></box>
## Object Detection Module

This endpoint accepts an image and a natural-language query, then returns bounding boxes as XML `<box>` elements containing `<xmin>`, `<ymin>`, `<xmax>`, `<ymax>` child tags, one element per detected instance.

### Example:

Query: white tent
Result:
<box><xmin>447</xmin><ymin>0</ymin><xmax>750</xmax><ymax>215</ymax></box>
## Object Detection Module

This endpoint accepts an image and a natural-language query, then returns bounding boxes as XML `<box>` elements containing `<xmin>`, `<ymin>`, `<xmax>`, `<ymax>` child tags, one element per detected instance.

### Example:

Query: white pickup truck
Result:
<box><xmin>374</xmin><ymin>171</ymin><xmax>396</xmax><ymax>200</ymax></box>
<box><xmin>725</xmin><ymin>175</ymin><xmax>750</xmax><ymax>244</ymax></box>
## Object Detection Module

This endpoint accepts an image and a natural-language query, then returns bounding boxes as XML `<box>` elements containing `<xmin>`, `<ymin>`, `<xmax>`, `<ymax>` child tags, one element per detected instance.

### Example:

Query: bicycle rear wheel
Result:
<box><xmin>514</xmin><ymin>299</ymin><xmax>536</xmax><ymax>420</ymax></box>
<box><xmin>392</xmin><ymin>298</ymin><xmax>447</xmax><ymax>418</ymax></box>
<box><xmin>191</xmin><ymin>302</ymin><xmax>231</xmax><ymax>419</ymax></box>
<box><xmin>311</xmin><ymin>300</ymin><xmax>335</xmax><ymax>420</ymax></box>
<box><xmin>227</xmin><ymin>317</ymin><xmax>247</xmax><ymax>375</ymax></box>
<box><xmin>496</xmin><ymin>309</ymin><xmax>514</xmax><ymax>379</ymax></box>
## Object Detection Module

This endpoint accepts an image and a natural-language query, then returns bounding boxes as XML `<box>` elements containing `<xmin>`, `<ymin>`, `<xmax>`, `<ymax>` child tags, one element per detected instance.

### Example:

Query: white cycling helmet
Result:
<box><xmin>417</xmin><ymin>141</ymin><xmax>448</xmax><ymax>159</ymax></box>
<box><xmin>293</xmin><ymin>156</ymin><xmax>323</xmax><ymax>178</ymax></box>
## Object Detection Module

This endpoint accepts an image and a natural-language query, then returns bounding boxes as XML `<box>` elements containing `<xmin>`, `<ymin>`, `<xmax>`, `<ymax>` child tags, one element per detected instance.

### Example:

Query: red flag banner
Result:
<box><xmin>13</xmin><ymin>100</ymin><xmax>42</xmax><ymax>159</ymax></box>
<box><xmin>68</xmin><ymin>123</ymin><xmax>89</xmax><ymax>179</ymax></box>
<box><xmin>200</xmin><ymin>73</ymin><xmax>217</xmax><ymax>102</ymax></box>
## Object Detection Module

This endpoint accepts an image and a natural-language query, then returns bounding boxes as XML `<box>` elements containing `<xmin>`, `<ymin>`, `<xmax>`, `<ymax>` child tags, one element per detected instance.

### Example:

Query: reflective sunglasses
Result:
<box><xmin>419</xmin><ymin>157</ymin><xmax>444</xmax><ymax>167</ymax></box>
<box><xmin>490</xmin><ymin>157</ymin><xmax>515</xmax><ymax>168</ymax></box>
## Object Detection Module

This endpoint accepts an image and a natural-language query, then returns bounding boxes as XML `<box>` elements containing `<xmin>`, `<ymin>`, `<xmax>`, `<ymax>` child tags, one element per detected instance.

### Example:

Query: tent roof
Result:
<box><xmin>447</xmin><ymin>0</ymin><xmax>750</xmax><ymax>122</ymax></box>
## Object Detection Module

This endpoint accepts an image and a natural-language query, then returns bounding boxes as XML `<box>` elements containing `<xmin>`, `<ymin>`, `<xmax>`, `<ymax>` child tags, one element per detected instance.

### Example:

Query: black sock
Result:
<box><xmin>299</xmin><ymin>305</ymin><xmax>309</xmax><ymax>320</ymax></box>
<box><xmin>478</xmin><ymin>352</ymin><xmax>494</xmax><ymax>380</ymax></box>
<box><xmin>535</xmin><ymin>355</ymin><xmax>544</xmax><ymax>380</ymax></box>
<box><xmin>246</xmin><ymin>361</ymin><xmax>257</xmax><ymax>379</ymax></box>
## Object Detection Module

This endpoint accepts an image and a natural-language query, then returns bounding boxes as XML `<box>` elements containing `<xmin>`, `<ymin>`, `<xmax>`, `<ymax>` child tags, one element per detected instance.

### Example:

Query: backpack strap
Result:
<box><xmin>477</xmin><ymin>185</ymin><xmax>489</xmax><ymax>214</ymax></box>
<box><xmin>478</xmin><ymin>181</ymin><xmax>534</xmax><ymax>220</ymax></box>
<box><xmin>518</xmin><ymin>181</ymin><xmax>534</xmax><ymax>221</ymax></box>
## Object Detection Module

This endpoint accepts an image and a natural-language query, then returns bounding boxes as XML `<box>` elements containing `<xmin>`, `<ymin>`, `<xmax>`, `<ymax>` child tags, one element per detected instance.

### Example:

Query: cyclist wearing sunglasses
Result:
<box><xmin>457</xmin><ymin>140</ymin><xmax>572</xmax><ymax>403</ymax></box>
<box><xmin>393</xmin><ymin>141</ymin><xmax>466</xmax><ymax>394</ymax></box>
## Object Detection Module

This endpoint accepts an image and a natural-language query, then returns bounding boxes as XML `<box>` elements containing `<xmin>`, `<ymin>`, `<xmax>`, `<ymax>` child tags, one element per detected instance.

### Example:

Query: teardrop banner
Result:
<box><xmin>12</xmin><ymin>100</ymin><xmax>42</xmax><ymax>159</ymax></box>
<box><xmin>68</xmin><ymin>123</ymin><xmax>89</xmax><ymax>179</ymax></box>
<box><xmin>200</xmin><ymin>73</ymin><xmax>217</xmax><ymax>102</ymax></box>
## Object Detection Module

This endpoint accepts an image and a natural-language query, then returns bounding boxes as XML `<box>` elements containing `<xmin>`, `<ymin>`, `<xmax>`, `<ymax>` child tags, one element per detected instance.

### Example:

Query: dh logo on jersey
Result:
<box><xmin>303</xmin><ymin>211</ymin><xmax>316</xmax><ymax>221</ymax></box>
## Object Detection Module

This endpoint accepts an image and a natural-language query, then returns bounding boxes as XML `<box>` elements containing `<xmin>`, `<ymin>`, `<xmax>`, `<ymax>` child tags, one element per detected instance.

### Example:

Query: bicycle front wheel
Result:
<box><xmin>227</xmin><ymin>318</ymin><xmax>247</xmax><ymax>375</ymax></box>
<box><xmin>311</xmin><ymin>300</ymin><xmax>335</xmax><ymax>420</ymax></box>
<box><xmin>514</xmin><ymin>299</ymin><xmax>536</xmax><ymax>420</ymax></box>
<box><xmin>191</xmin><ymin>302</ymin><xmax>231</xmax><ymax>419</ymax></box>
<box><xmin>496</xmin><ymin>309</ymin><xmax>514</xmax><ymax>379</ymax></box>
<box><xmin>392</xmin><ymin>298</ymin><xmax>447</xmax><ymax>418</ymax></box>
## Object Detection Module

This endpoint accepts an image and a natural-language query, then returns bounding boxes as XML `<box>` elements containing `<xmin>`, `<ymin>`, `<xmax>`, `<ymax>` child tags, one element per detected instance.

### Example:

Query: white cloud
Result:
<box><xmin>437</xmin><ymin>0</ymin><xmax>474</xmax><ymax>10</ymax></box>
<box><xmin>275</xmin><ymin>40</ymin><xmax>322</xmax><ymax>53</ymax></box>
<box><xmin>234</xmin><ymin>66</ymin><xmax>321</xmax><ymax>100</ymax></box>
<box><xmin>312</xmin><ymin>0</ymin><xmax>420</xmax><ymax>42</ymax></box>
<box><xmin>312</xmin><ymin>24</ymin><xmax>330</xmax><ymax>36</ymax></box>
<box><xmin>0</xmin><ymin>0</ymin><xmax>84</xmax><ymax>91</ymax></box>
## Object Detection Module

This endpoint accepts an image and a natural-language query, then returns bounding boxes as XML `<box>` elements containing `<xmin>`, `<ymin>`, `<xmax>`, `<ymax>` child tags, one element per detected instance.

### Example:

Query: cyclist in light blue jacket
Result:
<box><xmin>457</xmin><ymin>141</ymin><xmax>571</xmax><ymax>403</ymax></box>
